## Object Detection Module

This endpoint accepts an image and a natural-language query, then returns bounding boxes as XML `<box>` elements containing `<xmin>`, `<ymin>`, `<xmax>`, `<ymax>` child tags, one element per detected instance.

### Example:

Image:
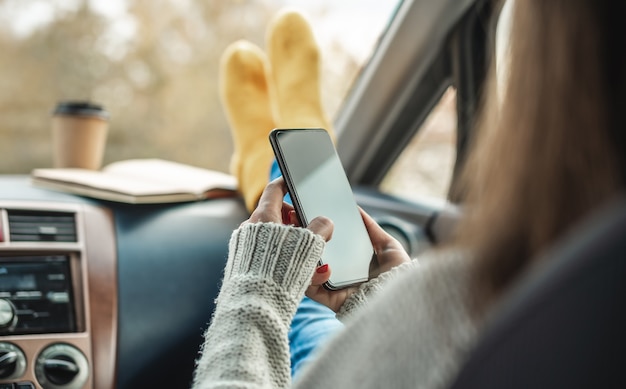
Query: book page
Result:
<box><xmin>32</xmin><ymin>168</ymin><xmax>197</xmax><ymax>196</ymax></box>
<box><xmin>32</xmin><ymin>159</ymin><xmax>238</xmax><ymax>200</ymax></box>
<box><xmin>102</xmin><ymin>159</ymin><xmax>237</xmax><ymax>193</ymax></box>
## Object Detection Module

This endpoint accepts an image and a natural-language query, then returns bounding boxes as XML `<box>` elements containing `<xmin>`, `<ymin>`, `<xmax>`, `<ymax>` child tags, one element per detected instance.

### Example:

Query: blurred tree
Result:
<box><xmin>0</xmin><ymin>1</ymin><xmax>111</xmax><ymax>172</ymax></box>
<box><xmin>0</xmin><ymin>0</ymin><xmax>280</xmax><ymax>173</ymax></box>
<box><xmin>0</xmin><ymin>0</ymin><xmax>361</xmax><ymax>175</ymax></box>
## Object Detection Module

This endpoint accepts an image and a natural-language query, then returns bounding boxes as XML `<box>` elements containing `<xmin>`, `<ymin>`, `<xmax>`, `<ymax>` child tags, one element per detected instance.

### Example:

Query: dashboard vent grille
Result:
<box><xmin>7</xmin><ymin>210</ymin><xmax>77</xmax><ymax>242</ymax></box>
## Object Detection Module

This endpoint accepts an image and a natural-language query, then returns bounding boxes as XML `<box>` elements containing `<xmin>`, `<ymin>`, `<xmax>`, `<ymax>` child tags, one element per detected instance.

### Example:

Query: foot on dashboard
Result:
<box><xmin>220</xmin><ymin>40</ymin><xmax>276</xmax><ymax>212</ymax></box>
<box><xmin>267</xmin><ymin>10</ymin><xmax>335</xmax><ymax>141</ymax></box>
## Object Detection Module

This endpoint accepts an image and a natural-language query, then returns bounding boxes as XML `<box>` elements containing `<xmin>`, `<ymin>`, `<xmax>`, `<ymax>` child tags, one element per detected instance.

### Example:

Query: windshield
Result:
<box><xmin>0</xmin><ymin>0</ymin><xmax>402</xmax><ymax>174</ymax></box>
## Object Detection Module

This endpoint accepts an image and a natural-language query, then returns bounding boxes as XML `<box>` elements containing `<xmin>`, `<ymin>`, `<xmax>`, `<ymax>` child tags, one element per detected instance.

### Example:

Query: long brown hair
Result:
<box><xmin>454</xmin><ymin>0</ymin><xmax>626</xmax><ymax>309</ymax></box>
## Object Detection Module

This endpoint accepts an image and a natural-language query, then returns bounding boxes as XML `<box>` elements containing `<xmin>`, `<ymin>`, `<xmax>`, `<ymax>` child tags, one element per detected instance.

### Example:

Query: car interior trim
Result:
<box><xmin>0</xmin><ymin>201</ymin><xmax>117</xmax><ymax>389</ymax></box>
<box><xmin>335</xmin><ymin>0</ymin><xmax>477</xmax><ymax>184</ymax></box>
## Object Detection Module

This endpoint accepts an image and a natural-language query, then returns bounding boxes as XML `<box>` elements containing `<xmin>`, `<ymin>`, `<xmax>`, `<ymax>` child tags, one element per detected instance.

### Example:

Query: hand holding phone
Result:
<box><xmin>270</xmin><ymin>128</ymin><xmax>375</xmax><ymax>290</ymax></box>
<box><xmin>307</xmin><ymin>206</ymin><xmax>411</xmax><ymax>312</ymax></box>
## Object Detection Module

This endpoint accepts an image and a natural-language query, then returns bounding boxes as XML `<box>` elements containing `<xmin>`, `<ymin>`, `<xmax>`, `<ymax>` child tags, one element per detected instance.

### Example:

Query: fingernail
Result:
<box><xmin>316</xmin><ymin>264</ymin><xmax>329</xmax><ymax>274</ymax></box>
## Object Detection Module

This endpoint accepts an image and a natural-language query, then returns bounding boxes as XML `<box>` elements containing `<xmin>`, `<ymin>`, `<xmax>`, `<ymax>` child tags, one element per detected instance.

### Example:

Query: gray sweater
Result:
<box><xmin>192</xmin><ymin>222</ymin><xmax>479</xmax><ymax>389</ymax></box>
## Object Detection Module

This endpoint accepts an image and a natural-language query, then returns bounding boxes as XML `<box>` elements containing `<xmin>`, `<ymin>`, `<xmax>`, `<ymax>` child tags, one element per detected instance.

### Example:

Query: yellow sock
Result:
<box><xmin>267</xmin><ymin>10</ymin><xmax>335</xmax><ymax>141</ymax></box>
<box><xmin>220</xmin><ymin>40</ymin><xmax>276</xmax><ymax>212</ymax></box>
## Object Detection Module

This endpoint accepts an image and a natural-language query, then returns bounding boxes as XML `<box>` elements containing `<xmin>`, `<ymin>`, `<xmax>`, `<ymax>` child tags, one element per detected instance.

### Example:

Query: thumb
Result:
<box><xmin>307</xmin><ymin>216</ymin><xmax>334</xmax><ymax>242</ymax></box>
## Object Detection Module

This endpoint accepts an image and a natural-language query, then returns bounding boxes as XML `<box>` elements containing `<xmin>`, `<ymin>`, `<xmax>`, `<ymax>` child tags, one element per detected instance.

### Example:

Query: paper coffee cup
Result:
<box><xmin>52</xmin><ymin>101</ymin><xmax>110</xmax><ymax>170</ymax></box>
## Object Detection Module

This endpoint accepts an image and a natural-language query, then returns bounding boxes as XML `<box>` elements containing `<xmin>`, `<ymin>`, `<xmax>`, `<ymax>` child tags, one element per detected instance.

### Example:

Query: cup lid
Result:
<box><xmin>53</xmin><ymin>101</ymin><xmax>110</xmax><ymax>121</ymax></box>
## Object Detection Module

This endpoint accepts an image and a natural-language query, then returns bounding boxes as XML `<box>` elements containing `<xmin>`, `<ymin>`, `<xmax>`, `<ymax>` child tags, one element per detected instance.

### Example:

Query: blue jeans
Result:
<box><xmin>270</xmin><ymin>160</ymin><xmax>344</xmax><ymax>377</ymax></box>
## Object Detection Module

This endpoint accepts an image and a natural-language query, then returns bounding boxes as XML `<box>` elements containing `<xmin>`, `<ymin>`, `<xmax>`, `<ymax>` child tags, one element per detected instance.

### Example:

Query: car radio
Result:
<box><xmin>0</xmin><ymin>255</ymin><xmax>76</xmax><ymax>336</ymax></box>
<box><xmin>0</xmin><ymin>201</ymin><xmax>118</xmax><ymax>389</ymax></box>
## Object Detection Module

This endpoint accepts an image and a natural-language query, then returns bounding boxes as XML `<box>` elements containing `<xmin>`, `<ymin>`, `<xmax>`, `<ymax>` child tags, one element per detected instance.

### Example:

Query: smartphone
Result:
<box><xmin>269</xmin><ymin>128</ymin><xmax>374</xmax><ymax>290</ymax></box>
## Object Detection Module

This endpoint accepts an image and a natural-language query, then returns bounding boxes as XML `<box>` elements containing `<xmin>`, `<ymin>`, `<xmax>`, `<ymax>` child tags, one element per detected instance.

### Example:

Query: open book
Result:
<box><xmin>31</xmin><ymin>159</ymin><xmax>238</xmax><ymax>204</ymax></box>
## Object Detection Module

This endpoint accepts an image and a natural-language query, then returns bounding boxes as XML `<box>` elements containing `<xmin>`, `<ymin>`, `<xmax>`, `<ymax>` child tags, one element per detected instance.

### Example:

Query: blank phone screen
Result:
<box><xmin>271</xmin><ymin>129</ymin><xmax>373</xmax><ymax>289</ymax></box>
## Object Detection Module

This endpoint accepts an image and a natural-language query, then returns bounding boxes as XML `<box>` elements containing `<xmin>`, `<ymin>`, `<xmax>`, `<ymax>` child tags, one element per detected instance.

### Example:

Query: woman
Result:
<box><xmin>193</xmin><ymin>0</ymin><xmax>626</xmax><ymax>387</ymax></box>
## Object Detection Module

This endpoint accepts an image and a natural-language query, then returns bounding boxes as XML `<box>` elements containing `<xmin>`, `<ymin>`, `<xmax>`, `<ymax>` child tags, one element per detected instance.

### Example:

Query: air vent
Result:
<box><xmin>7</xmin><ymin>210</ymin><xmax>77</xmax><ymax>242</ymax></box>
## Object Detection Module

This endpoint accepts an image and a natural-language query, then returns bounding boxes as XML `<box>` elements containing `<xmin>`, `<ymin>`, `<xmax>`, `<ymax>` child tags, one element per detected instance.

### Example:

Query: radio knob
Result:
<box><xmin>43</xmin><ymin>355</ymin><xmax>79</xmax><ymax>385</ymax></box>
<box><xmin>0</xmin><ymin>342</ymin><xmax>26</xmax><ymax>380</ymax></box>
<box><xmin>0</xmin><ymin>299</ymin><xmax>16</xmax><ymax>328</ymax></box>
<box><xmin>0</xmin><ymin>350</ymin><xmax>17</xmax><ymax>378</ymax></box>
<box><xmin>36</xmin><ymin>344</ymin><xmax>89</xmax><ymax>389</ymax></box>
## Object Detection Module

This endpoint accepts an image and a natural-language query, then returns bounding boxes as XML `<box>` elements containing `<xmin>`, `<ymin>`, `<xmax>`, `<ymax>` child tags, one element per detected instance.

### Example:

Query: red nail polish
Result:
<box><xmin>316</xmin><ymin>264</ymin><xmax>329</xmax><ymax>273</ymax></box>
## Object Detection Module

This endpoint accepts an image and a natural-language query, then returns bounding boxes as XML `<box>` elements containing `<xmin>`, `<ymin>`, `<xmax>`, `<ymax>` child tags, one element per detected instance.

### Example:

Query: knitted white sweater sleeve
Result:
<box><xmin>337</xmin><ymin>259</ymin><xmax>418</xmax><ymax>320</ymax></box>
<box><xmin>192</xmin><ymin>222</ymin><xmax>325</xmax><ymax>389</ymax></box>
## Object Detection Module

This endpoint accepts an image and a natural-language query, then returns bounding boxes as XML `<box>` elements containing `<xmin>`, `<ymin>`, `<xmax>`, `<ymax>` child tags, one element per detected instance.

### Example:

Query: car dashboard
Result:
<box><xmin>0</xmin><ymin>176</ymin><xmax>436</xmax><ymax>389</ymax></box>
<box><xmin>0</xmin><ymin>176</ymin><xmax>248</xmax><ymax>389</ymax></box>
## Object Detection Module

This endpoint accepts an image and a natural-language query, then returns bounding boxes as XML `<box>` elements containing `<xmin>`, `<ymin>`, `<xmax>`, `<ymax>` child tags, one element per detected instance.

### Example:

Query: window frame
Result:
<box><xmin>334</xmin><ymin>0</ymin><xmax>495</xmax><ymax>203</ymax></box>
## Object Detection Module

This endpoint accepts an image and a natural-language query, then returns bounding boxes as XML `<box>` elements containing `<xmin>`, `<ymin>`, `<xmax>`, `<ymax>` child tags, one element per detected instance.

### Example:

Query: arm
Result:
<box><xmin>192</xmin><ymin>222</ymin><xmax>325</xmax><ymax>389</ymax></box>
<box><xmin>337</xmin><ymin>259</ymin><xmax>418</xmax><ymax>320</ymax></box>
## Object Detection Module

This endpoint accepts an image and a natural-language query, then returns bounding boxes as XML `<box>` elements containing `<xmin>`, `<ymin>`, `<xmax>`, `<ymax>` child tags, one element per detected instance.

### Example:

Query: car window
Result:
<box><xmin>0</xmin><ymin>0</ymin><xmax>402</xmax><ymax>174</ymax></box>
<box><xmin>380</xmin><ymin>87</ymin><xmax>457</xmax><ymax>202</ymax></box>
<box><xmin>382</xmin><ymin>0</ymin><xmax>512</xmax><ymax>204</ymax></box>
